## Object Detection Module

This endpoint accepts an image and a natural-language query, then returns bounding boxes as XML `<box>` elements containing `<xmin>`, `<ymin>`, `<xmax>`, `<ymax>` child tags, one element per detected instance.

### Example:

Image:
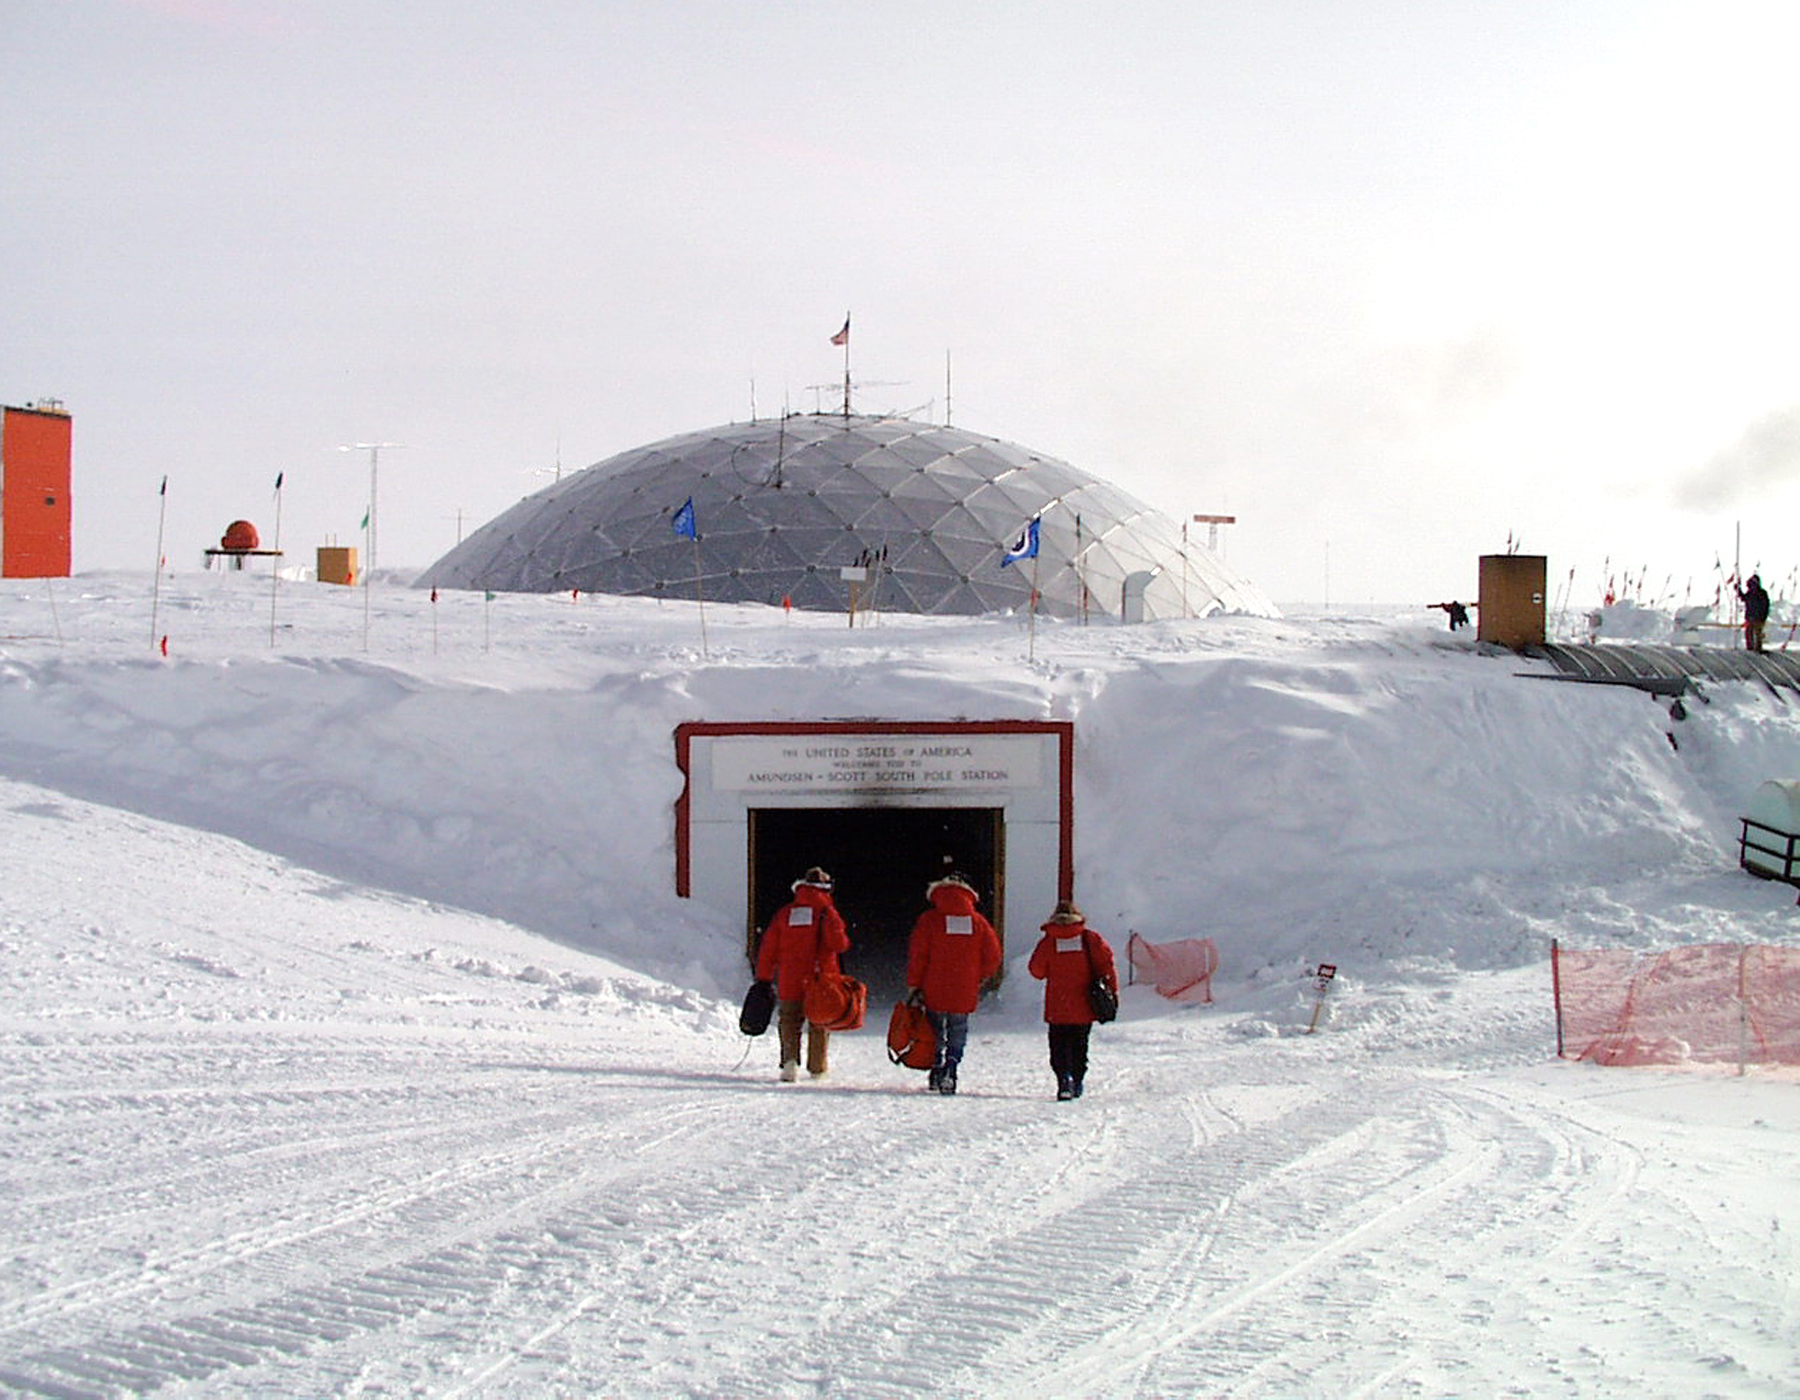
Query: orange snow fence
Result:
<box><xmin>1552</xmin><ymin>940</ymin><xmax>1800</xmax><ymax>1068</ymax></box>
<box><xmin>1127</xmin><ymin>932</ymin><xmax>1218</xmax><ymax>1004</ymax></box>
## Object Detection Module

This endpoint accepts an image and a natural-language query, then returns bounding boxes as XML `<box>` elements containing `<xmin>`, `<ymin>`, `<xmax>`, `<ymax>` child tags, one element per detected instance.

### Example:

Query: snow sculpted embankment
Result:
<box><xmin>0</xmin><ymin>575</ymin><xmax>1795</xmax><ymax>991</ymax></box>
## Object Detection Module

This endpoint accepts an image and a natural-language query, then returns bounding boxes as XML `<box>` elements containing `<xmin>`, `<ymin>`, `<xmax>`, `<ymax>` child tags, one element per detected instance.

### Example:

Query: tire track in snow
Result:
<box><xmin>0</xmin><ymin>1060</ymin><xmax>742</xmax><ymax>1396</ymax></box>
<box><xmin>892</xmin><ymin>1079</ymin><xmax>1470</xmax><ymax>1399</ymax></box>
<box><xmin>421</xmin><ymin>1074</ymin><xmax>1145</xmax><ymax>1398</ymax></box>
<box><xmin>1127</xmin><ymin>1079</ymin><xmax>1649</xmax><ymax>1398</ymax></box>
<box><xmin>4</xmin><ymin>1045</ymin><xmax>1068</xmax><ymax>1397</ymax></box>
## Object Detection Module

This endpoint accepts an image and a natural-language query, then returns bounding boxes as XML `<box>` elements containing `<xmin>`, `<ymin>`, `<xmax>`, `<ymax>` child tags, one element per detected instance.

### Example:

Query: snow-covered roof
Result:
<box><xmin>416</xmin><ymin>414</ymin><xmax>1276</xmax><ymax>621</ymax></box>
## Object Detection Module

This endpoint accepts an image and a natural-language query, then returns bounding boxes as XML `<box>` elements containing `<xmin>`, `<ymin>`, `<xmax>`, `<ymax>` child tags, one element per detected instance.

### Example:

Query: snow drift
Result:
<box><xmin>1</xmin><ymin>572</ymin><xmax>1796</xmax><ymax>1397</ymax></box>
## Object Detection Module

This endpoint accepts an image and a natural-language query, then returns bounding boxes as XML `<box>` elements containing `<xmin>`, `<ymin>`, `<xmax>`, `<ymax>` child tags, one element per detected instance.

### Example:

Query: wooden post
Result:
<box><xmin>1551</xmin><ymin>938</ymin><xmax>1565</xmax><ymax>1059</ymax></box>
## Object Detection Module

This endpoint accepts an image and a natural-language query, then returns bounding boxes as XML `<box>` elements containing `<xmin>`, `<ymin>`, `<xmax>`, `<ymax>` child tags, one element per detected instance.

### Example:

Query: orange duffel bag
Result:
<box><xmin>803</xmin><ymin>972</ymin><xmax>868</xmax><ymax>1032</ymax></box>
<box><xmin>886</xmin><ymin>998</ymin><xmax>936</xmax><ymax>1070</ymax></box>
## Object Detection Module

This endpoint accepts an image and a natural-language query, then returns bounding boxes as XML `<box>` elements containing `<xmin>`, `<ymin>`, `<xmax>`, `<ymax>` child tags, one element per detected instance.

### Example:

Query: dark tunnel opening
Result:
<box><xmin>747</xmin><ymin>806</ymin><xmax>1004</xmax><ymax>1003</ymax></box>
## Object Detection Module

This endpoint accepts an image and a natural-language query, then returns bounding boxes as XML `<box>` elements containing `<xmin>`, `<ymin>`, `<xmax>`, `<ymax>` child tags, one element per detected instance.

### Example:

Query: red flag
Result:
<box><xmin>830</xmin><ymin>317</ymin><xmax>849</xmax><ymax>346</ymax></box>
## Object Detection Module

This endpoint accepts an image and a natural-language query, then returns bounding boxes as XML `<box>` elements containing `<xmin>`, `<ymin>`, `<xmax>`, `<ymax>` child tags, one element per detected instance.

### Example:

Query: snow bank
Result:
<box><xmin>2</xmin><ymin>573</ymin><xmax>1798</xmax><ymax>999</ymax></box>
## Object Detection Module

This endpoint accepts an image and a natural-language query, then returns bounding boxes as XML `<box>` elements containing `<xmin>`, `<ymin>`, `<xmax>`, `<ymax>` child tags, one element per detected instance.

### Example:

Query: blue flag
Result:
<box><xmin>673</xmin><ymin>497</ymin><xmax>697</xmax><ymax>540</ymax></box>
<box><xmin>1000</xmin><ymin>517</ymin><xmax>1039</xmax><ymax>567</ymax></box>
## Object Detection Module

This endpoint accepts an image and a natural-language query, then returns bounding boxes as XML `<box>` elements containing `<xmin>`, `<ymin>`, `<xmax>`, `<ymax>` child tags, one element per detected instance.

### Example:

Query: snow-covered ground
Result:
<box><xmin>1</xmin><ymin>570</ymin><xmax>1796</xmax><ymax>1398</ymax></box>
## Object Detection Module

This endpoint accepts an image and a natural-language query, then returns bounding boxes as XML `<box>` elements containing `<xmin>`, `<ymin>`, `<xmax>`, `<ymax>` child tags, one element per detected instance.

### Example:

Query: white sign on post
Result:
<box><xmin>1305</xmin><ymin>963</ymin><xmax>1337</xmax><ymax>1034</ymax></box>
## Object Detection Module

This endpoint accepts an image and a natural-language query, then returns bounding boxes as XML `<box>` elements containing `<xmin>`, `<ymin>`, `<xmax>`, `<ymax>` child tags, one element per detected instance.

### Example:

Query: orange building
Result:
<box><xmin>0</xmin><ymin>400</ymin><xmax>72</xmax><ymax>578</ymax></box>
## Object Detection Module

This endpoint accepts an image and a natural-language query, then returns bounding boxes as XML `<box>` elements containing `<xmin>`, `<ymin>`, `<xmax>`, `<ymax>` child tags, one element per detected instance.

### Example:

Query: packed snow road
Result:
<box><xmin>5</xmin><ymin>1015</ymin><xmax>1792</xmax><ymax>1397</ymax></box>
<box><xmin>2</xmin><ymin>786</ymin><xmax>1793</xmax><ymax>1398</ymax></box>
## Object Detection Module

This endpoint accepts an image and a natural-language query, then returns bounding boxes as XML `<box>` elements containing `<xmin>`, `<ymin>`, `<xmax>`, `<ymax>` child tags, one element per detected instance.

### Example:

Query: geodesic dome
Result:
<box><xmin>416</xmin><ymin>414</ymin><xmax>1276</xmax><ymax>622</ymax></box>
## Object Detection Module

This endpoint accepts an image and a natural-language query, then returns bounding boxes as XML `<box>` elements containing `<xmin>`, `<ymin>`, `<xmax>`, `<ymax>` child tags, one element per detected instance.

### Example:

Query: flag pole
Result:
<box><xmin>268</xmin><ymin>471</ymin><xmax>284</xmax><ymax>648</ymax></box>
<box><xmin>361</xmin><ymin>502</ymin><xmax>372</xmax><ymax>652</ymax></box>
<box><xmin>1028</xmin><ymin>549</ymin><xmax>1040</xmax><ymax>661</ymax></box>
<box><xmin>150</xmin><ymin>475</ymin><xmax>169</xmax><ymax>652</ymax></box>
<box><xmin>673</xmin><ymin>497</ymin><xmax>707</xmax><ymax>657</ymax></box>
<box><xmin>1076</xmin><ymin>512</ymin><xmax>1089</xmax><ymax>625</ymax></box>
<box><xmin>691</xmin><ymin>534</ymin><xmax>709</xmax><ymax>658</ymax></box>
<box><xmin>45</xmin><ymin>577</ymin><xmax>63</xmax><ymax>646</ymax></box>
<box><xmin>1181</xmin><ymin>519</ymin><xmax>1190</xmax><ymax>618</ymax></box>
<box><xmin>839</xmin><ymin>311</ymin><xmax>852</xmax><ymax>417</ymax></box>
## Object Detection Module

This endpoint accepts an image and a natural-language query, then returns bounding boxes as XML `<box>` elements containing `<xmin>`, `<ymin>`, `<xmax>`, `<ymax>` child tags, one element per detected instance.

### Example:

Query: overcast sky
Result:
<box><xmin>6</xmin><ymin>0</ymin><xmax>1799</xmax><ymax>609</ymax></box>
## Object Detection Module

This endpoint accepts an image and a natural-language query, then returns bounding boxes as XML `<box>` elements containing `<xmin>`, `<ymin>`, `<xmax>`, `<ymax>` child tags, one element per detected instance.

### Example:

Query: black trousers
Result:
<box><xmin>1047</xmin><ymin>1023</ymin><xmax>1092</xmax><ymax>1084</ymax></box>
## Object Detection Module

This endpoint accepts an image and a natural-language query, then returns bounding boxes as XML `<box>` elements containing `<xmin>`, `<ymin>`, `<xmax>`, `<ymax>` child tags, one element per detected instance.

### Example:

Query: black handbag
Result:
<box><xmin>1083</xmin><ymin>931</ymin><xmax>1118</xmax><ymax>1023</ymax></box>
<box><xmin>739</xmin><ymin>979</ymin><xmax>776</xmax><ymax>1036</ymax></box>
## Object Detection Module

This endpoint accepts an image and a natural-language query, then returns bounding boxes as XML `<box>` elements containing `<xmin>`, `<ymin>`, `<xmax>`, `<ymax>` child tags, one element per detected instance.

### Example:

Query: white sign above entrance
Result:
<box><xmin>711</xmin><ymin>733</ymin><xmax>1041</xmax><ymax>793</ymax></box>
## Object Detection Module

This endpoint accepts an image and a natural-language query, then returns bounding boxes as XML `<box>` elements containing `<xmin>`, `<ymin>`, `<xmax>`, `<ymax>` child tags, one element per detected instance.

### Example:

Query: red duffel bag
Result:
<box><xmin>803</xmin><ymin>972</ymin><xmax>867</xmax><ymax>1032</ymax></box>
<box><xmin>886</xmin><ymin>998</ymin><xmax>936</xmax><ymax>1070</ymax></box>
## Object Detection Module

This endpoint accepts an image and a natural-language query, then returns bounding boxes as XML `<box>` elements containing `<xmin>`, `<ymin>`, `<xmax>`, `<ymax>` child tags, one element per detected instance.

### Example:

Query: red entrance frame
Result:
<box><xmin>674</xmin><ymin>719</ymin><xmax>1075</xmax><ymax>900</ymax></box>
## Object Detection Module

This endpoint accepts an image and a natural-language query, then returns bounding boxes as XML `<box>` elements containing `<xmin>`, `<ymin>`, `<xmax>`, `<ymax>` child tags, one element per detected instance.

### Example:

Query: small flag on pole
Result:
<box><xmin>1001</xmin><ymin>517</ymin><xmax>1040</xmax><ymax>567</ymax></box>
<box><xmin>830</xmin><ymin>317</ymin><xmax>850</xmax><ymax>347</ymax></box>
<box><xmin>159</xmin><ymin>476</ymin><xmax>167</xmax><ymax>496</ymax></box>
<box><xmin>673</xmin><ymin>497</ymin><xmax>698</xmax><ymax>540</ymax></box>
<box><xmin>274</xmin><ymin>471</ymin><xmax>283</xmax><ymax>492</ymax></box>
<box><xmin>360</xmin><ymin>508</ymin><xmax>370</xmax><ymax>530</ymax></box>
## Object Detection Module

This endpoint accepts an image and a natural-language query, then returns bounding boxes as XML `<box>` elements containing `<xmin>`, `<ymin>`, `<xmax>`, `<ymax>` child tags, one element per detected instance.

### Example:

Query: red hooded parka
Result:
<box><xmin>755</xmin><ymin>884</ymin><xmax>849</xmax><ymax>1002</ymax></box>
<box><xmin>1028</xmin><ymin>917</ymin><xmax>1118</xmax><ymax>1025</ymax></box>
<box><xmin>905</xmin><ymin>878</ymin><xmax>1002</xmax><ymax>1015</ymax></box>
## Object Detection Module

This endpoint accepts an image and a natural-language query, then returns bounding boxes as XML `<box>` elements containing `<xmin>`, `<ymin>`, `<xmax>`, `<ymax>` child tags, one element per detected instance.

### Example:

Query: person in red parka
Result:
<box><xmin>905</xmin><ymin>872</ymin><xmax>1002</xmax><ymax>1095</ymax></box>
<box><xmin>755</xmin><ymin>866</ymin><xmax>850</xmax><ymax>1081</ymax></box>
<box><xmin>1027</xmin><ymin>899</ymin><xmax>1118</xmax><ymax>1100</ymax></box>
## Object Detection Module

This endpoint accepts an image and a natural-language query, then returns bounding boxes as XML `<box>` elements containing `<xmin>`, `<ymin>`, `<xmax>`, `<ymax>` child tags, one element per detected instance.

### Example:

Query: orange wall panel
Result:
<box><xmin>1</xmin><ymin>407</ymin><xmax>72</xmax><ymax>578</ymax></box>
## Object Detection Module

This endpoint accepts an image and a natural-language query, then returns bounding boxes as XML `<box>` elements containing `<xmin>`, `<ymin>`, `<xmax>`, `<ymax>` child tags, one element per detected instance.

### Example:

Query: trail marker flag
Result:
<box><xmin>673</xmin><ymin>495</ymin><xmax>709</xmax><ymax>656</ymax></box>
<box><xmin>830</xmin><ymin>317</ymin><xmax>850</xmax><ymax>346</ymax></box>
<box><xmin>1001</xmin><ymin>517</ymin><xmax>1040</xmax><ymax>567</ymax></box>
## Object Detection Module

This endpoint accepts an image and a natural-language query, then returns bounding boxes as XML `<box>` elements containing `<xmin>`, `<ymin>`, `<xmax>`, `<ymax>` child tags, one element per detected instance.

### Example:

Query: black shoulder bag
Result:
<box><xmin>1083</xmin><ymin>933</ymin><xmax>1118</xmax><ymax>1023</ymax></box>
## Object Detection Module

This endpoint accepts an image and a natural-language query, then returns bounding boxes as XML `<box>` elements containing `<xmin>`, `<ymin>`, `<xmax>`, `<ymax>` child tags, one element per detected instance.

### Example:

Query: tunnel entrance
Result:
<box><xmin>749</xmin><ymin>807</ymin><xmax>1002</xmax><ymax>1002</ymax></box>
<box><xmin>675</xmin><ymin>721</ymin><xmax>1072</xmax><ymax>990</ymax></box>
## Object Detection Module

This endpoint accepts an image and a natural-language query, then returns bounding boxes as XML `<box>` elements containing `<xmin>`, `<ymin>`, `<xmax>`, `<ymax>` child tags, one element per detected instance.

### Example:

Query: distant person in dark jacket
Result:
<box><xmin>905</xmin><ymin>873</ymin><xmax>1001</xmax><ymax>1096</ymax></box>
<box><xmin>1739</xmin><ymin>574</ymin><xmax>1771</xmax><ymax>653</ymax></box>
<box><xmin>1432</xmin><ymin>600</ymin><xmax>1471</xmax><ymax>631</ymax></box>
<box><xmin>1027</xmin><ymin>901</ymin><xmax>1118</xmax><ymax>1101</ymax></box>
<box><xmin>755</xmin><ymin>867</ymin><xmax>849</xmax><ymax>1081</ymax></box>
